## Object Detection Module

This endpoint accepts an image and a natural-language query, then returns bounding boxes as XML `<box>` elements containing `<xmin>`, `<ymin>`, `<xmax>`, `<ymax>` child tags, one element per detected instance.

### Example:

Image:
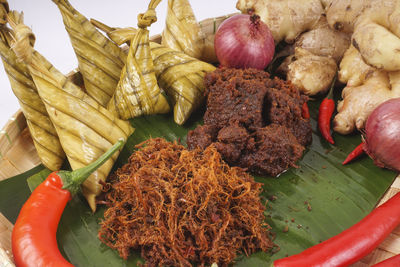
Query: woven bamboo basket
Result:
<box><xmin>0</xmin><ymin>15</ymin><xmax>399</xmax><ymax>266</ymax></box>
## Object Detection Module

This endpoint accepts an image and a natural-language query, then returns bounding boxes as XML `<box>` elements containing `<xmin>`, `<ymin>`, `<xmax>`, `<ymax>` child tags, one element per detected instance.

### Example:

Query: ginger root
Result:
<box><xmin>236</xmin><ymin>1</ymin><xmax>351</xmax><ymax>96</ymax></box>
<box><xmin>326</xmin><ymin>0</ymin><xmax>400</xmax><ymax>71</ymax></box>
<box><xmin>236</xmin><ymin>0</ymin><xmax>324</xmax><ymax>43</ymax></box>
<box><xmin>333</xmin><ymin>46</ymin><xmax>400</xmax><ymax>134</ymax></box>
<box><xmin>320</xmin><ymin>0</ymin><xmax>333</xmax><ymax>9</ymax></box>
<box><xmin>338</xmin><ymin>44</ymin><xmax>375</xmax><ymax>87</ymax></box>
<box><xmin>334</xmin><ymin>71</ymin><xmax>400</xmax><ymax>134</ymax></box>
<box><xmin>284</xmin><ymin>47</ymin><xmax>337</xmax><ymax>95</ymax></box>
<box><xmin>295</xmin><ymin>16</ymin><xmax>350</xmax><ymax>63</ymax></box>
<box><xmin>326</xmin><ymin>0</ymin><xmax>369</xmax><ymax>33</ymax></box>
<box><xmin>331</xmin><ymin>0</ymin><xmax>400</xmax><ymax>134</ymax></box>
<box><xmin>279</xmin><ymin>16</ymin><xmax>349</xmax><ymax>95</ymax></box>
<box><xmin>352</xmin><ymin>0</ymin><xmax>400</xmax><ymax>71</ymax></box>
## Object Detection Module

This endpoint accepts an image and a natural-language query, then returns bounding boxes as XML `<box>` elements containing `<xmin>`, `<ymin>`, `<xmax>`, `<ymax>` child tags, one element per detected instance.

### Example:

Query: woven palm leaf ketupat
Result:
<box><xmin>161</xmin><ymin>0</ymin><xmax>205</xmax><ymax>60</ymax></box>
<box><xmin>150</xmin><ymin>42</ymin><xmax>216</xmax><ymax>124</ymax></box>
<box><xmin>91</xmin><ymin>14</ymin><xmax>234</xmax><ymax>63</ymax></box>
<box><xmin>90</xmin><ymin>18</ymin><xmax>138</xmax><ymax>47</ymax></box>
<box><xmin>90</xmin><ymin>19</ymin><xmax>217</xmax><ymax>125</ymax></box>
<box><xmin>7</xmin><ymin>13</ymin><xmax>134</xmax><ymax>212</ymax></box>
<box><xmin>51</xmin><ymin>0</ymin><xmax>126</xmax><ymax>107</ymax></box>
<box><xmin>0</xmin><ymin>6</ymin><xmax>65</xmax><ymax>171</ymax></box>
<box><xmin>107</xmin><ymin>0</ymin><xmax>170</xmax><ymax>120</ymax></box>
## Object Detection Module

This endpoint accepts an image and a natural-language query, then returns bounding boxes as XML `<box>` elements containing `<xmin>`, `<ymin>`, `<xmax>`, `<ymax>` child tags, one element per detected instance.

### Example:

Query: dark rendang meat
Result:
<box><xmin>187</xmin><ymin>67</ymin><xmax>312</xmax><ymax>176</ymax></box>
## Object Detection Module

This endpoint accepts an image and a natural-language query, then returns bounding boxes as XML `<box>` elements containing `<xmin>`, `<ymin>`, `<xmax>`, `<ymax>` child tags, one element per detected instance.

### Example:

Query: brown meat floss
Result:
<box><xmin>98</xmin><ymin>138</ymin><xmax>273</xmax><ymax>267</ymax></box>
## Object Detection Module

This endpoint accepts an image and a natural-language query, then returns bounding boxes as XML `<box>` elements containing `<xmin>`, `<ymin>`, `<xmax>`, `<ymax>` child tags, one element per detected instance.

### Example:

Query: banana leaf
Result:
<box><xmin>0</xmin><ymin>99</ymin><xmax>396</xmax><ymax>266</ymax></box>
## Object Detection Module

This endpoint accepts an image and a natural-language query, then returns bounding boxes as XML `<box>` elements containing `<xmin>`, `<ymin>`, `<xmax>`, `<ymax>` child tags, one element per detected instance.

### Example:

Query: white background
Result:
<box><xmin>0</xmin><ymin>0</ymin><xmax>237</xmax><ymax>128</ymax></box>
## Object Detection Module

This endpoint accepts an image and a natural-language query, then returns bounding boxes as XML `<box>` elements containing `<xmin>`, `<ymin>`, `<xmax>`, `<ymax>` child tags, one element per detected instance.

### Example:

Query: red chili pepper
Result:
<box><xmin>342</xmin><ymin>142</ymin><xmax>365</xmax><ymax>165</ymax></box>
<box><xmin>372</xmin><ymin>254</ymin><xmax>400</xmax><ymax>267</ymax></box>
<box><xmin>318</xmin><ymin>76</ymin><xmax>336</xmax><ymax>144</ymax></box>
<box><xmin>318</xmin><ymin>98</ymin><xmax>335</xmax><ymax>144</ymax></box>
<box><xmin>272</xmin><ymin>192</ymin><xmax>400</xmax><ymax>267</ymax></box>
<box><xmin>12</xmin><ymin>140</ymin><xmax>124</xmax><ymax>267</ymax></box>
<box><xmin>301</xmin><ymin>102</ymin><xmax>310</xmax><ymax>119</ymax></box>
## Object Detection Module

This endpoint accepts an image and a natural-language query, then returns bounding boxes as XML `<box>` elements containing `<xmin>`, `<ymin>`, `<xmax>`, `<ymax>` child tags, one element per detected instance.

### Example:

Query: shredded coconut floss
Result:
<box><xmin>98</xmin><ymin>138</ymin><xmax>273</xmax><ymax>266</ymax></box>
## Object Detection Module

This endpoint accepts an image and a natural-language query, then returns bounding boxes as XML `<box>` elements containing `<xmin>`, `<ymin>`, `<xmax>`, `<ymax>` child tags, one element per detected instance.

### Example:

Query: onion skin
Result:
<box><xmin>214</xmin><ymin>14</ymin><xmax>275</xmax><ymax>70</ymax></box>
<box><xmin>364</xmin><ymin>98</ymin><xmax>400</xmax><ymax>172</ymax></box>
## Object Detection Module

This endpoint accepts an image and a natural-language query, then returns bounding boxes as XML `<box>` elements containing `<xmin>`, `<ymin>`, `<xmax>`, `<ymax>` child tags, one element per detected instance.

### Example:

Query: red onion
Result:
<box><xmin>214</xmin><ymin>14</ymin><xmax>275</xmax><ymax>70</ymax></box>
<box><xmin>364</xmin><ymin>98</ymin><xmax>400</xmax><ymax>172</ymax></box>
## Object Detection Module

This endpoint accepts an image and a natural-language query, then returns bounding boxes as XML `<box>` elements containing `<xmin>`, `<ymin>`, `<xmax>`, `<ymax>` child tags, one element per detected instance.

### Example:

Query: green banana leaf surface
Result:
<box><xmin>0</xmin><ymin>99</ymin><xmax>396</xmax><ymax>266</ymax></box>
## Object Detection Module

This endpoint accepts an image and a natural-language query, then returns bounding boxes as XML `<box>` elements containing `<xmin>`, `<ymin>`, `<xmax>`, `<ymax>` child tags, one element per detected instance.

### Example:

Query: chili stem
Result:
<box><xmin>59</xmin><ymin>138</ymin><xmax>124</xmax><ymax>195</ymax></box>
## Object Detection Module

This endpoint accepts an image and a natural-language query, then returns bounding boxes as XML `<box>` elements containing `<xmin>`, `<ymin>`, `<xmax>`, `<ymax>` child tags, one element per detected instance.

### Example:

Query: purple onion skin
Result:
<box><xmin>364</xmin><ymin>98</ymin><xmax>400</xmax><ymax>172</ymax></box>
<box><xmin>214</xmin><ymin>14</ymin><xmax>275</xmax><ymax>70</ymax></box>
